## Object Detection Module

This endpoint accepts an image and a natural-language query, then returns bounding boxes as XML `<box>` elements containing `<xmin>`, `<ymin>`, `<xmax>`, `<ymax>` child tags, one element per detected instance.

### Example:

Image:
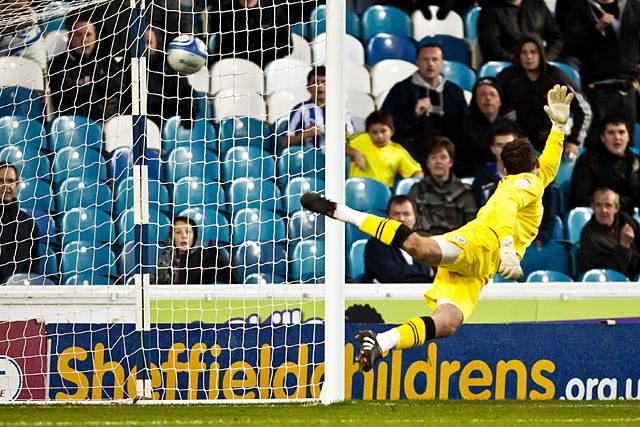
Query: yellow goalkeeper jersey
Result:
<box><xmin>468</xmin><ymin>130</ymin><xmax>565</xmax><ymax>258</ymax></box>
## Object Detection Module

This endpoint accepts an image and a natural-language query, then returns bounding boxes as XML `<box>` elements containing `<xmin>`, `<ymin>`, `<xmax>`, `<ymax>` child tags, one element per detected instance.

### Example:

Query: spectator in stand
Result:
<box><xmin>497</xmin><ymin>34</ymin><xmax>592</xmax><ymax>158</ymax></box>
<box><xmin>449</xmin><ymin>77</ymin><xmax>520</xmax><ymax>177</ymax></box>
<box><xmin>0</xmin><ymin>162</ymin><xmax>39</xmax><ymax>283</ymax></box>
<box><xmin>409</xmin><ymin>136</ymin><xmax>477</xmax><ymax>236</ymax></box>
<box><xmin>364</xmin><ymin>195</ymin><xmax>435</xmax><ymax>283</ymax></box>
<box><xmin>348</xmin><ymin>111</ymin><xmax>423</xmax><ymax>189</ymax></box>
<box><xmin>380</xmin><ymin>42</ymin><xmax>467</xmax><ymax>162</ymax></box>
<box><xmin>473</xmin><ymin>127</ymin><xmax>559</xmax><ymax>246</ymax></box>
<box><xmin>152</xmin><ymin>216</ymin><xmax>234</xmax><ymax>285</ymax></box>
<box><xmin>578</xmin><ymin>187</ymin><xmax>640</xmax><ymax>278</ymax></box>
<box><xmin>285</xmin><ymin>66</ymin><xmax>356</xmax><ymax>152</ymax></box>
<box><xmin>570</xmin><ymin>113</ymin><xmax>640</xmax><ymax>213</ymax></box>
<box><xmin>478</xmin><ymin>0</ymin><xmax>563</xmax><ymax>62</ymax></box>
<box><xmin>563</xmin><ymin>0</ymin><xmax>640</xmax><ymax>147</ymax></box>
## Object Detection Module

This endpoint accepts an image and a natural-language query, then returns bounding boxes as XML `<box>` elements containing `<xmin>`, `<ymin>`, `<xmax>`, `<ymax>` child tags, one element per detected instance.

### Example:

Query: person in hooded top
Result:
<box><xmin>497</xmin><ymin>34</ymin><xmax>592</xmax><ymax>159</ymax></box>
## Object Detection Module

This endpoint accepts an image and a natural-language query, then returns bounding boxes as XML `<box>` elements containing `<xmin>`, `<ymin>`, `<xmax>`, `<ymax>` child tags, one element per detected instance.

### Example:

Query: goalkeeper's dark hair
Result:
<box><xmin>307</xmin><ymin>66</ymin><xmax>326</xmax><ymax>84</ymax></box>
<box><xmin>501</xmin><ymin>137</ymin><xmax>539</xmax><ymax>175</ymax></box>
<box><xmin>0</xmin><ymin>161</ymin><xmax>19</xmax><ymax>179</ymax></box>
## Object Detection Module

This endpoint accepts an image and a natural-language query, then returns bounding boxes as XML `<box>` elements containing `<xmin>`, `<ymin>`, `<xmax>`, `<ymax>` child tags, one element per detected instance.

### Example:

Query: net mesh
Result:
<box><xmin>0</xmin><ymin>0</ymin><xmax>332</xmax><ymax>401</ymax></box>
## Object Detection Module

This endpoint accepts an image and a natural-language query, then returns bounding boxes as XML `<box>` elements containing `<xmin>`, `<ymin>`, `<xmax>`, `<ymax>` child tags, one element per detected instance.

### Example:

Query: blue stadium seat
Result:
<box><xmin>361</xmin><ymin>5</ymin><xmax>411</xmax><ymax>40</ymax></box>
<box><xmin>580</xmin><ymin>268</ymin><xmax>629</xmax><ymax>282</ymax></box>
<box><xmin>551</xmin><ymin>214</ymin><xmax>564</xmax><ymax>241</ymax></box>
<box><xmin>56</xmin><ymin>178</ymin><xmax>113</xmax><ymax>213</ymax></box>
<box><xmin>348</xmin><ymin>239</ymin><xmax>368</xmax><ymax>282</ymax></box>
<box><xmin>172</xmin><ymin>177</ymin><xmax>226</xmax><ymax>214</ymax></box>
<box><xmin>549</xmin><ymin>61</ymin><xmax>581</xmax><ymax>88</ymax></box>
<box><xmin>347</xmin><ymin>224</ymin><xmax>370</xmax><ymax>249</ymax></box>
<box><xmin>555</xmin><ymin>159</ymin><xmax>575</xmax><ymax>187</ymax></box>
<box><xmin>193</xmin><ymin>93</ymin><xmax>214</xmax><ymax>120</ymax></box>
<box><xmin>161</xmin><ymin>115</ymin><xmax>217</xmax><ymax>159</ymax></box>
<box><xmin>272</xmin><ymin>117</ymin><xmax>289</xmax><ymax>156</ymax></box>
<box><xmin>277</xmin><ymin>146</ymin><xmax>325</xmax><ymax>188</ymax></box>
<box><xmin>346</xmin><ymin>177</ymin><xmax>391</xmax><ymax>215</ymax></box>
<box><xmin>0</xmin><ymin>145</ymin><xmax>50</xmax><ymax>182</ymax></box>
<box><xmin>284</xmin><ymin>177</ymin><xmax>325</xmax><ymax>214</ymax></box>
<box><xmin>108</xmin><ymin>148</ymin><xmax>161</xmax><ymax>185</ymax></box>
<box><xmin>366</xmin><ymin>34</ymin><xmax>417</xmax><ymax>67</ymax></box>
<box><xmin>0</xmin><ymin>87</ymin><xmax>45</xmax><ymax>121</ymax></box>
<box><xmin>114</xmin><ymin>177</ymin><xmax>170</xmax><ymax>216</ymax></box>
<box><xmin>118</xmin><ymin>241</ymin><xmax>162</xmax><ymax>278</ymax></box>
<box><xmin>636</xmin><ymin>123</ymin><xmax>640</xmax><ymax>149</ymax></box>
<box><xmin>290</xmin><ymin>240</ymin><xmax>325</xmax><ymax>283</ymax></box>
<box><xmin>164</xmin><ymin>146</ymin><xmax>220</xmax><ymax>184</ymax></box>
<box><xmin>231</xmin><ymin>208</ymin><xmax>286</xmax><ymax>245</ymax></box>
<box><xmin>463</xmin><ymin>6</ymin><xmax>481</xmax><ymax>41</ymax></box>
<box><xmin>478</xmin><ymin>61</ymin><xmax>512</xmax><ymax>78</ymax></box>
<box><xmin>307</xmin><ymin>5</ymin><xmax>362</xmax><ymax>40</ymax></box>
<box><xmin>60</xmin><ymin>207</ymin><xmax>115</xmax><ymax>246</ymax></box>
<box><xmin>441</xmin><ymin>60</ymin><xmax>476</xmax><ymax>91</ymax></box>
<box><xmin>115</xmin><ymin>208</ymin><xmax>171</xmax><ymax>246</ymax></box>
<box><xmin>63</xmin><ymin>273</ymin><xmax>112</xmax><ymax>286</ymax></box>
<box><xmin>49</xmin><ymin>115</ymin><xmax>103</xmax><ymax>152</ymax></box>
<box><xmin>3</xmin><ymin>273</ymin><xmax>55</xmax><ymax>286</ymax></box>
<box><xmin>244</xmin><ymin>273</ymin><xmax>270</xmax><ymax>284</ymax></box>
<box><xmin>394</xmin><ymin>177</ymin><xmax>421</xmax><ymax>195</ymax></box>
<box><xmin>232</xmin><ymin>241</ymin><xmax>287</xmax><ymax>284</ymax></box>
<box><xmin>419</xmin><ymin>35</ymin><xmax>471</xmax><ymax>66</ymax></box>
<box><xmin>228</xmin><ymin>178</ymin><xmax>282</xmax><ymax>215</ymax></box>
<box><xmin>526</xmin><ymin>270</ymin><xmax>573</xmax><ymax>282</ymax></box>
<box><xmin>0</xmin><ymin>116</ymin><xmax>46</xmax><ymax>152</ymax></box>
<box><xmin>16</xmin><ymin>179</ymin><xmax>54</xmax><ymax>213</ymax></box>
<box><xmin>37</xmin><ymin>244</ymin><xmax>58</xmax><ymax>280</ymax></box>
<box><xmin>222</xmin><ymin>146</ymin><xmax>274</xmax><ymax>182</ymax></box>
<box><xmin>521</xmin><ymin>241</ymin><xmax>570</xmax><ymax>277</ymax></box>
<box><xmin>217</xmin><ymin>116</ymin><xmax>272</xmax><ymax>156</ymax></box>
<box><xmin>288</xmin><ymin>210</ymin><xmax>325</xmax><ymax>242</ymax></box>
<box><xmin>52</xmin><ymin>146</ymin><xmax>107</xmax><ymax>186</ymax></box>
<box><xmin>567</xmin><ymin>207</ymin><xmax>593</xmax><ymax>244</ymax></box>
<box><xmin>60</xmin><ymin>241</ymin><xmax>117</xmax><ymax>285</ymax></box>
<box><xmin>176</xmin><ymin>207</ymin><xmax>231</xmax><ymax>245</ymax></box>
<box><xmin>31</xmin><ymin>209</ymin><xmax>58</xmax><ymax>247</ymax></box>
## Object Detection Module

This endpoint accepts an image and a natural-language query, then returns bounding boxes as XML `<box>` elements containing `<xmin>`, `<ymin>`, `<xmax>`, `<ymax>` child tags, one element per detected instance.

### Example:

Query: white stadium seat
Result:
<box><xmin>214</xmin><ymin>88</ymin><xmax>267</xmax><ymax>121</ymax></box>
<box><xmin>344</xmin><ymin>62</ymin><xmax>371</xmax><ymax>93</ymax></box>
<box><xmin>264</xmin><ymin>58</ymin><xmax>311</xmax><ymax>94</ymax></box>
<box><xmin>210</xmin><ymin>58</ymin><xmax>265</xmax><ymax>95</ymax></box>
<box><xmin>411</xmin><ymin>7</ymin><xmax>464</xmax><ymax>40</ymax></box>
<box><xmin>311</xmin><ymin>33</ymin><xmax>365</xmax><ymax>65</ymax></box>
<box><xmin>346</xmin><ymin>90</ymin><xmax>375</xmax><ymax>120</ymax></box>
<box><xmin>187</xmin><ymin>66</ymin><xmax>210</xmax><ymax>93</ymax></box>
<box><xmin>44</xmin><ymin>30</ymin><xmax>68</xmax><ymax>62</ymax></box>
<box><xmin>370</xmin><ymin>59</ymin><xmax>416</xmax><ymax>96</ymax></box>
<box><xmin>104</xmin><ymin>115</ymin><xmax>161</xmax><ymax>152</ymax></box>
<box><xmin>267</xmin><ymin>88</ymin><xmax>310</xmax><ymax>123</ymax></box>
<box><xmin>288</xmin><ymin>33</ymin><xmax>312</xmax><ymax>64</ymax></box>
<box><xmin>0</xmin><ymin>57</ymin><xmax>44</xmax><ymax>91</ymax></box>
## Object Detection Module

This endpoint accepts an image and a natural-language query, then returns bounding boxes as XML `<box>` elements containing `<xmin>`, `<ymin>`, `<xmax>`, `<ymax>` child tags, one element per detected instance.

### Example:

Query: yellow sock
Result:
<box><xmin>359</xmin><ymin>215</ymin><xmax>405</xmax><ymax>246</ymax></box>
<box><xmin>396</xmin><ymin>316</ymin><xmax>428</xmax><ymax>350</ymax></box>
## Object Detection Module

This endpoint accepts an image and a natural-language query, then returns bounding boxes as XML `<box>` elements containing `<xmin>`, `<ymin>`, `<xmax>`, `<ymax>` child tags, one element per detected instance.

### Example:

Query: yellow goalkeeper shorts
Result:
<box><xmin>424</xmin><ymin>224</ymin><xmax>501</xmax><ymax>320</ymax></box>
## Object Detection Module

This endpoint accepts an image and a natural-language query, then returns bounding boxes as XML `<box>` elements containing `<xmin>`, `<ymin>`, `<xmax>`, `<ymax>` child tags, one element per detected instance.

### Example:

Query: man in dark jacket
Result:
<box><xmin>563</xmin><ymin>0</ymin><xmax>640</xmax><ymax>147</ymax></box>
<box><xmin>578</xmin><ymin>187</ymin><xmax>640</xmax><ymax>278</ymax></box>
<box><xmin>364</xmin><ymin>195</ymin><xmax>435</xmax><ymax>283</ymax></box>
<box><xmin>0</xmin><ymin>162</ymin><xmax>39</xmax><ymax>283</ymax></box>
<box><xmin>478</xmin><ymin>0</ymin><xmax>563</xmax><ymax>62</ymax></box>
<box><xmin>409</xmin><ymin>136</ymin><xmax>477</xmax><ymax>236</ymax></box>
<box><xmin>570</xmin><ymin>113</ymin><xmax>640</xmax><ymax>213</ymax></box>
<box><xmin>381</xmin><ymin>42</ymin><xmax>468</xmax><ymax>162</ymax></box>
<box><xmin>497</xmin><ymin>34</ymin><xmax>592</xmax><ymax>157</ymax></box>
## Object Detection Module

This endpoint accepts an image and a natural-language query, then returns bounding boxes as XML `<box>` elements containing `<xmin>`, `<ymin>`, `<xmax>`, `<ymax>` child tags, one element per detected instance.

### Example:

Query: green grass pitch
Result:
<box><xmin>1</xmin><ymin>401</ymin><xmax>639</xmax><ymax>426</ymax></box>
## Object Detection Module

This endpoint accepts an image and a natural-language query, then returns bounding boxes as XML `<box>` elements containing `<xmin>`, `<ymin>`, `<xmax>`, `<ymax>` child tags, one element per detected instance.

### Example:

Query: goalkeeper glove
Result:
<box><xmin>543</xmin><ymin>84</ymin><xmax>574</xmax><ymax>132</ymax></box>
<box><xmin>498</xmin><ymin>235</ymin><xmax>523</xmax><ymax>281</ymax></box>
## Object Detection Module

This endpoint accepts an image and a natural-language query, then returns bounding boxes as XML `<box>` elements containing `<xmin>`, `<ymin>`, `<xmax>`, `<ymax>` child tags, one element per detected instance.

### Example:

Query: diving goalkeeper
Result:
<box><xmin>301</xmin><ymin>84</ymin><xmax>573</xmax><ymax>372</ymax></box>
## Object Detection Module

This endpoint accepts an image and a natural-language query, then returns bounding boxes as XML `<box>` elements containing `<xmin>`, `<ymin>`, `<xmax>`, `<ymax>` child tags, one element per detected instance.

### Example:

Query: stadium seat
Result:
<box><xmin>209</xmin><ymin>58</ymin><xmax>265</xmax><ymax>95</ymax></box>
<box><xmin>213</xmin><ymin>88</ymin><xmax>267</xmax><ymax>121</ymax></box>
<box><xmin>284</xmin><ymin>177</ymin><xmax>325</xmax><ymax>214</ymax></box>
<box><xmin>228</xmin><ymin>178</ymin><xmax>282</xmax><ymax>216</ymax></box>
<box><xmin>37</xmin><ymin>244</ymin><xmax>59</xmax><ymax>280</ymax></box>
<box><xmin>0</xmin><ymin>57</ymin><xmax>44</xmax><ymax>91</ymax></box>
<box><xmin>347</xmin><ymin>90</ymin><xmax>376</xmax><ymax>120</ymax></box>
<box><xmin>63</xmin><ymin>273</ymin><xmax>112</xmax><ymax>286</ymax></box>
<box><xmin>347</xmin><ymin>224</ymin><xmax>371</xmax><ymax>249</ymax></box>
<box><xmin>161</xmin><ymin>115</ymin><xmax>217</xmax><ymax>158</ymax></box>
<box><xmin>463</xmin><ymin>6</ymin><xmax>481</xmax><ymax>41</ymax></box>
<box><xmin>366</xmin><ymin>34</ymin><xmax>417</xmax><ymax>67</ymax></box>
<box><xmin>3</xmin><ymin>273</ymin><xmax>55</xmax><ymax>286</ymax></box>
<box><xmin>114</xmin><ymin>177</ymin><xmax>170</xmax><ymax>216</ymax></box>
<box><xmin>441</xmin><ymin>60</ymin><xmax>476</xmax><ymax>91</ymax></box>
<box><xmin>118</xmin><ymin>241</ymin><xmax>161</xmax><ymax>278</ymax></box>
<box><xmin>289</xmin><ymin>33</ymin><xmax>312</xmax><ymax>64</ymax></box>
<box><xmin>44</xmin><ymin>30</ymin><xmax>69</xmax><ymax>61</ymax></box>
<box><xmin>361</xmin><ymin>5</ymin><xmax>412</xmax><ymax>40</ymax></box>
<box><xmin>0</xmin><ymin>145</ymin><xmax>50</xmax><ymax>182</ymax></box>
<box><xmin>580</xmin><ymin>268</ymin><xmax>629</xmax><ymax>283</ymax></box>
<box><xmin>555</xmin><ymin>159</ymin><xmax>575</xmax><ymax>187</ymax></box>
<box><xmin>49</xmin><ymin>115</ymin><xmax>103</xmax><ymax>153</ymax></box>
<box><xmin>104</xmin><ymin>115</ymin><xmax>162</xmax><ymax>152</ymax></box>
<box><xmin>186</xmin><ymin>67</ymin><xmax>209</xmax><ymax>93</ymax></box>
<box><xmin>342</xmin><ymin>62</ymin><xmax>372</xmax><ymax>93</ymax></box>
<box><xmin>272</xmin><ymin>117</ymin><xmax>289</xmax><ymax>155</ymax></box>
<box><xmin>31</xmin><ymin>209</ymin><xmax>58</xmax><ymax>247</ymax></box>
<box><xmin>552</xmin><ymin>215</ymin><xmax>564</xmax><ymax>241</ymax></box>
<box><xmin>176</xmin><ymin>207</ymin><xmax>231</xmax><ymax>245</ymax></box>
<box><xmin>172</xmin><ymin>177</ymin><xmax>226</xmax><ymax>214</ymax></box>
<box><xmin>0</xmin><ymin>116</ymin><xmax>46</xmax><ymax>152</ymax></box>
<box><xmin>276</xmin><ymin>146</ymin><xmax>325</xmax><ymax>188</ymax></box>
<box><xmin>61</xmin><ymin>241</ymin><xmax>117</xmax><ymax>285</ymax></box>
<box><xmin>266</xmin><ymin>88</ymin><xmax>311</xmax><ymax>123</ymax></box>
<box><xmin>395</xmin><ymin>177</ymin><xmax>421</xmax><ymax>195</ymax></box>
<box><xmin>60</xmin><ymin>207</ymin><xmax>115</xmax><ymax>246</ymax></box>
<box><xmin>288</xmin><ymin>210</ymin><xmax>326</xmax><ymax>242</ymax></box>
<box><xmin>244</xmin><ymin>273</ymin><xmax>270</xmax><ymax>284</ymax></box>
<box><xmin>549</xmin><ymin>61</ymin><xmax>581</xmax><ymax>88</ymax></box>
<box><xmin>348</xmin><ymin>239</ymin><xmax>368</xmax><ymax>283</ymax></box>
<box><xmin>194</xmin><ymin>91</ymin><xmax>214</xmax><ymax>120</ymax></box>
<box><xmin>290</xmin><ymin>240</ymin><xmax>325</xmax><ymax>283</ymax></box>
<box><xmin>478</xmin><ymin>61</ymin><xmax>512</xmax><ymax>78</ymax></box>
<box><xmin>222</xmin><ymin>146</ymin><xmax>274</xmax><ymax>182</ymax></box>
<box><xmin>310</xmin><ymin>34</ymin><xmax>366</xmax><ymax>65</ymax></box>
<box><xmin>526</xmin><ymin>270</ymin><xmax>573</xmax><ymax>282</ymax></box>
<box><xmin>636</xmin><ymin>123</ymin><xmax>640</xmax><ymax>149</ymax></box>
<box><xmin>115</xmin><ymin>208</ymin><xmax>171</xmax><ymax>247</ymax></box>
<box><xmin>265</xmin><ymin>58</ymin><xmax>312</xmax><ymax>94</ymax></box>
<box><xmin>108</xmin><ymin>147</ymin><xmax>161</xmax><ymax>185</ymax></box>
<box><xmin>56</xmin><ymin>178</ymin><xmax>113</xmax><ymax>213</ymax></box>
<box><xmin>165</xmin><ymin>146</ymin><xmax>220</xmax><ymax>184</ymax></box>
<box><xmin>232</xmin><ymin>208</ymin><xmax>286</xmax><ymax>245</ymax></box>
<box><xmin>521</xmin><ymin>241</ymin><xmax>570</xmax><ymax>277</ymax></box>
<box><xmin>419</xmin><ymin>35</ymin><xmax>471</xmax><ymax>66</ymax></box>
<box><xmin>16</xmin><ymin>179</ymin><xmax>54</xmax><ymax>213</ymax></box>
<box><xmin>218</xmin><ymin>116</ymin><xmax>272</xmax><ymax>156</ymax></box>
<box><xmin>370</xmin><ymin>59</ymin><xmax>417</xmax><ymax>96</ymax></box>
<box><xmin>346</xmin><ymin>177</ymin><xmax>391</xmax><ymax>215</ymax></box>
<box><xmin>231</xmin><ymin>241</ymin><xmax>287</xmax><ymax>284</ymax></box>
<box><xmin>0</xmin><ymin>87</ymin><xmax>45</xmax><ymax>121</ymax></box>
<box><xmin>411</xmin><ymin>7</ymin><xmax>465</xmax><ymax>40</ymax></box>
<box><xmin>567</xmin><ymin>207</ymin><xmax>593</xmax><ymax>244</ymax></box>
<box><xmin>307</xmin><ymin>5</ymin><xmax>362</xmax><ymax>40</ymax></box>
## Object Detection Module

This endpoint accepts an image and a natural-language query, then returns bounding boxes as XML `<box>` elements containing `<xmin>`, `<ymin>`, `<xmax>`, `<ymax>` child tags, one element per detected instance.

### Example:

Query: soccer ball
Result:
<box><xmin>166</xmin><ymin>35</ymin><xmax>207</xmax><ymax>75</ymax></box>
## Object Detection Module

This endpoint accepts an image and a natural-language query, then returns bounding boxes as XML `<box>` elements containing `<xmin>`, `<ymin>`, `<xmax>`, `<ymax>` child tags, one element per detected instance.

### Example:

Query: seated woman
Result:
<box><xmin>152</xmin><ymin>216</ymin><xmax>234</xmax><ymax>285</ymax></box>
